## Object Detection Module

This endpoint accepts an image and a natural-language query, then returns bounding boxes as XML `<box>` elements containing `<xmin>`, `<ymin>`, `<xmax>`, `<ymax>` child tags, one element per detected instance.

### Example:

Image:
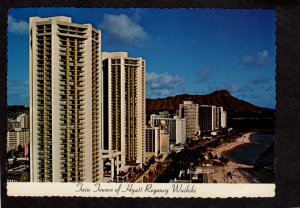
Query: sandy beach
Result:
<box><xmin>207</xmin><ymin>132</ymin><xmax>258</xmax><ymax>183</ymax></box>
<box><xmin>210</xmin><ymin>132</ymin><xmax>253</xmax><ymax>158</ymax></box>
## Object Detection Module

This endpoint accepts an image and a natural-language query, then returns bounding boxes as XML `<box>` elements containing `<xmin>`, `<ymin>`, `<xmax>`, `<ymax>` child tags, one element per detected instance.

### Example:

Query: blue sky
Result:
<box><xmin>8</xmin><ymin>8</ymin><xmax>276</xmax><ymax>108</ymax></box>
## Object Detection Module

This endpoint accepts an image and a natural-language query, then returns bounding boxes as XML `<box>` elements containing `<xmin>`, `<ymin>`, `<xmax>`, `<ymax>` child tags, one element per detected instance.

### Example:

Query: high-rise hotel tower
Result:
<box><xmin>179</xmin><ymin>101</ymin><xmax>199</xmax><ymax>139</ymax></box>
<box><xmin>29</xmin><ymin>16</ymin><xmax>103</xmax><ymax>182</ymax></box>
<box><xmin>102</xmin><ymin>52</ymin><xmax>145</xmax><ymax>180</ymax></box>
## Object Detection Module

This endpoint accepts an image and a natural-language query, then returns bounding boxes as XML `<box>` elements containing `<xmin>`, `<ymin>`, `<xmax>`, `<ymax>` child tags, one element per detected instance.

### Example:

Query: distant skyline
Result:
<box><xmin>8</xmin><ymin>8</ymin><xmax>275</xmax><ymax>108</ymax></box>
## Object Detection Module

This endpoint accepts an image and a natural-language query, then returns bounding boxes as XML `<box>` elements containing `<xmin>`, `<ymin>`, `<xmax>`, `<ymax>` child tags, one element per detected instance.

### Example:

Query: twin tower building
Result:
<box><xmin>29</xmin><ymin>16</ymin><xmax>145</xmax><ymax>182</ymax></box>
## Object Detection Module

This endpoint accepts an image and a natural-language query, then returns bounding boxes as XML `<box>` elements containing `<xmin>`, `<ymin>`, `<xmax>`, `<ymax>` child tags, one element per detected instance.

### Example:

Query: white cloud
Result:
<box><xmin>242</xmin><ymin>50</ymin><xmax>270</xmax><ymax>68</ymax></box>
<box><xmin>8</xmin><ymin>15</ymin><xmax>28</xmax><ymax>35</ymax></box>
<box><xmin>100</xmin><ymin>14</ymin><xmax>147</xmax><ymax>46</ymax></box>
<box><xmin>195</xmin><ymin>68</ymin><xmax>212</xmax><ymax>83</ymax></box>
<box><xmin>231</xmin><ymin>84</ymin><xmax>240</xmax><ymax>93</ymax></box>
<box><xmin>146</xmin><ymin>72</ymin><xmax>184</xmax><ymax>98</ymax></box>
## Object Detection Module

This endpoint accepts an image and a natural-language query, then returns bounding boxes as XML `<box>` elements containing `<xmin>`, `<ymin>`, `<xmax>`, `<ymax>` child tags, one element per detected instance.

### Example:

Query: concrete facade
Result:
<box><xmin>179</xmin><ymin>101</ymin><xmax>199</xmax><ymax>139</ymax></box>
<box><xmin>16</xmin><ymin>114</ymin><xmax>30</xmax><ymax>129</ymax></box>
<box><xmin>102</xmin><ymin>52</ymin><xmax>146</xmax><ymax>180</ymax></box>
<box><xmin>7</xmin><ymin>130</ymin><xmax>30</xmax><ymax>151</ymax></box>
<box><xmin>30</xmin><ymin>16</ymin><xmax>102</xmax><ymax>182</ymax></box>
<box><xmin>159</xmin><ymin>128</ymin><xmax>170</xmax><ymax>156</ymax></box>
<box><xmin>150</xmin><ymin>117</ymin><xmax>176</xmax><ymax>142</ymax></box>
<box><xmin>145</xmin><ymin>127</ymin><xmax>160</xmax><ymax>157</ymax></box>
<box><xmin>174</xmin><ymin>116</ymin><xmax>186</xmax><ymax>144</ymax></box>
<box><xmin>7</xmin><ymin>113</ymin><xmax>30</xmax><ymax>152</ymax></box>
<box><xmin>199</xmin><ymin>105</ymin><xmax>227</xmax><ymax>132</ymax></box>
<box><xmin>199</xmin><ymin>105</ymin><xmax>214</xmax><ymax>132</ymax></box>
<box><xmin>221</xmin><ymin>110</ymin><xmax>227</xmax><ymax>128</ymax></box>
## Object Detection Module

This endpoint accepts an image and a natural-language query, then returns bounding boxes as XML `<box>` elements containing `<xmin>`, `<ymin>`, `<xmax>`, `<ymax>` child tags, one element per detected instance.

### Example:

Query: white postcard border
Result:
<box><xmin>7</xmin><ymin>183</ymin><xmax>275</xmax><ymax>198</ymax></box>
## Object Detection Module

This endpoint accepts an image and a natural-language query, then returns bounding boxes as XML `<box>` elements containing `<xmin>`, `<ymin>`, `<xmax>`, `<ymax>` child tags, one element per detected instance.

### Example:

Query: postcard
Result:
<box><xmin>6</xmin><ymin>8</ymin><xmax>275</xmax><ymax>197</ymax></box>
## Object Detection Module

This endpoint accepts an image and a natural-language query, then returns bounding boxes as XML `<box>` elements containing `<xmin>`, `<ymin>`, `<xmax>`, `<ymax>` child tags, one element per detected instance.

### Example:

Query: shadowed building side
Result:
<box><xmin>102</xmin><ymin>52</ymin><xmax>146</xmax><ymax>181</ymax></box>
<box><xmin>179</xmin><ymin>101</ymin><xmax>199</xmax><ymax>139</ymax></box>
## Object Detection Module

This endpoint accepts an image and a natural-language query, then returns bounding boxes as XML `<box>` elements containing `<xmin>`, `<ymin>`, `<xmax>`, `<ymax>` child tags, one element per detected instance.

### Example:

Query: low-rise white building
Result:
<box><xmin>7</xmin><ymin>130</ymin><xmax>30</xmax><ymax>151</ymax></box>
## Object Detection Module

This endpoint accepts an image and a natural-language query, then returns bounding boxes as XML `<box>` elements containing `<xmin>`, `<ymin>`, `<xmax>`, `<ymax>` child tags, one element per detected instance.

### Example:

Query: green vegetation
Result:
<box><xmin>7</xmin><ymin>105</ymin><xmax>29</xmax><ymax>120</ymax></box>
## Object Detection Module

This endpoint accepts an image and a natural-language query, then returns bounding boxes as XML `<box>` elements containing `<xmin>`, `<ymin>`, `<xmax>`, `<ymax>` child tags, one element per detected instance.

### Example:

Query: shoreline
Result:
<box><xmin>208</xmin><ymin>132</ymin><xmax>258</xmax><ymax>183</ymax></box>
<box><xmin>210</xmin><ymin>132</ymin><xmax>255</xmax><ymax>158</ymax></box>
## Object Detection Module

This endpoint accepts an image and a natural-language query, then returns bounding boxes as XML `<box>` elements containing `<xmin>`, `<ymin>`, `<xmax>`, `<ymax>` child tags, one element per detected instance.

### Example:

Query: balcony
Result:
<box><xmin>59</xmin><ymin>121</ymin><xmax>66</xmax><ymax>125</ymax></box>
<box><xmin>37</xmin><ymin>146</ymin><xmax>47</xmax><ymax>151</ymax></box>
<box><xmin>59</xmin><ymin>129</ymin><xmax>67</xmax><ymax>134</ymax></box>
<box><xmin>78</xmin><ymin>129</ymin><xmax>85</xmax><ymax>134</ymax></box>
<box><xmin>37</xmin><ymin>96</ymin><xmax>45</xmax><ymax>101</ymax></box>
<box><xmin>77</xmin><ymin>102</ymin><xmax>84</xmax><ymax>106</ymax></box>
<box><xmin>43</xmin><ymin>96</ymin><xmax>51</xmax><ymax>100</ymax></box>
<box><xmin>60</xmin><ymin>146</ymin><xmax>68</xmax><ymax>151</ymax></box>
<box><xmin>60</xmin><ymin>126</ymin><xmax>67</xmax><ymax>131</ymax></box>
<box><xmin>37</xmin><ymin>116</ymin><xmax>46</xmax><ymax>121</ymax></box>
<box><xmin>75</xmin><ymin>72</ymin><xmax>84</xmax><ymax>77</ymax></box>
<box><xmin>44</xmin><ymin>101</ymin><xmax>51</xmax><ymax>105</ymax></box>
<box><xmin>59</xmin><ymin>106</ymin><xmax>67</xmax><ymax>111</ymax></box>
<box><xmin>37</xmin><ymin>100</ymin><xmax>44</xmax><ymax>106</ymax></box>
<box><xmin>59</xmin><ymin>116</ymin><xmax>67</xmax><ymax>121</ymax></box>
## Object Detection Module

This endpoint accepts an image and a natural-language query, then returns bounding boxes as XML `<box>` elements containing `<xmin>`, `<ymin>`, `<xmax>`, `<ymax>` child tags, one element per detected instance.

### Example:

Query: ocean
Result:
<box><xmin>223</xmin><ymin>131</ymin><xmax>275</xmax><ymax>183</ymax></box>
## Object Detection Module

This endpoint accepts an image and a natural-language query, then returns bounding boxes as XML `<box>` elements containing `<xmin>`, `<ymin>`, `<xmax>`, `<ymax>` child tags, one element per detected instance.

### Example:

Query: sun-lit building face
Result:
<box><xmin>29</xmin><ymin>16</ymin><xmax>102</xmax><ymax>182</ymax></box>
